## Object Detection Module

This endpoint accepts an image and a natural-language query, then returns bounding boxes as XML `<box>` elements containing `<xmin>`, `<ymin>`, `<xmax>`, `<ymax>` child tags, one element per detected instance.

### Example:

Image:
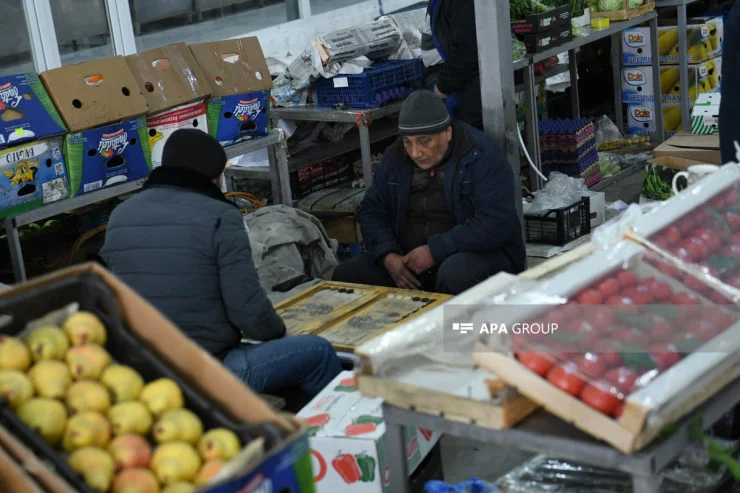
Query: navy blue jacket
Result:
<box><xmin>721</xmin><ymin>1</ymin><xmax>740</xmax><ymax>163</ymax></box>
<box><xmin>360</xmin><ymin>121</ymin><xmax>525</xmax><ymax>272</ymax></box>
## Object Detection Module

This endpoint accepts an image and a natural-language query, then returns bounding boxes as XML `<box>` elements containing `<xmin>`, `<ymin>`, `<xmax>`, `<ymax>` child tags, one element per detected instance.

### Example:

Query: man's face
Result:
<box><xmin>402</xmin><ymin>126</ymin><xmax>453</xmax><ymax>169</ymax></box>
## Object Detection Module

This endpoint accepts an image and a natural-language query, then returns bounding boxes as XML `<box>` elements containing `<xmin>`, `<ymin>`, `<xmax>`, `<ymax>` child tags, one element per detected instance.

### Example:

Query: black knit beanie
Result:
<box><xmin>398</xmin><ymin>89</ymin><xmax>451</xmax><ymax>136</ymax></box>
<box><xmin>161</xmin><ymin>129</ymin><xmax>227</xmax><ymax>180</ymax></box>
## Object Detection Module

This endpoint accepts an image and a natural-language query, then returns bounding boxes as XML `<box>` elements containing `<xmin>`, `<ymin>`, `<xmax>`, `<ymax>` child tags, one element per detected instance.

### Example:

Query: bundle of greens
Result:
<box><xmin>510</xmin><ymin>0</ymin><xmax>552</xmax><ymax>20</ymax></box>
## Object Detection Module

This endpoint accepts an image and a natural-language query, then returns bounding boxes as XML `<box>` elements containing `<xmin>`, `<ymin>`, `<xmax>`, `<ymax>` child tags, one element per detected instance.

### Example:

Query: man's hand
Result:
<box><xmin>384</xmin><ymin>253</ymin><xmax>421</xmax><ymax>290</ymax></box>
<box><xmin>404</xmin><ymin>245</ymin><xmax>435</xmax><ymax>275</ymax></box>
<box><xmin>434</xmin><ymin>84</ymin><xmax>448</xmax><ymax>98</ymax></box>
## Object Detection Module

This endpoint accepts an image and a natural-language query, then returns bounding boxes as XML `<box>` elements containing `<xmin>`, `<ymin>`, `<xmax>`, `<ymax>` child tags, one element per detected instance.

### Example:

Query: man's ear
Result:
<box><xmin>445</xmin><ymin>126</ymin><xmax>453</xmax><ymax>142</ymax></box>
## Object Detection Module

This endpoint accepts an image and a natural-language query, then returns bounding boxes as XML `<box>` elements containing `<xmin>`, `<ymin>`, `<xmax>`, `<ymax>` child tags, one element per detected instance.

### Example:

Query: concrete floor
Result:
<box><xmin>436</xmin><ymin>169</ymin><xmax>646</xmax><ymax>486</ymax></box>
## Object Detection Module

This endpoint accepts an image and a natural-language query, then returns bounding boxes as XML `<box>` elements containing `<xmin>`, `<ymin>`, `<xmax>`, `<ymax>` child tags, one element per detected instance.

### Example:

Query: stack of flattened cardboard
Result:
<box><xmin>126</xmin><ymin>42</ymin><xmax>212</xmax><ymax>170</ymax></box>
<box><xmin>651</xmin><ymin>131</ymin><xmax>722</xmax><ymax>169</ymax></box>
<box><xmin>40</xmin><ymin>57</ymin><xmax>151</xmax><ymax>197</ymax></box>
<box><xmin>0</xmin><ymin>73</ymin><xmax>69</xmax><ymax>219</ymax></box>
<box><xmin>190</xmin><ymin>37</ymin><xmax>274</xmax><ymax>146</ymax></box>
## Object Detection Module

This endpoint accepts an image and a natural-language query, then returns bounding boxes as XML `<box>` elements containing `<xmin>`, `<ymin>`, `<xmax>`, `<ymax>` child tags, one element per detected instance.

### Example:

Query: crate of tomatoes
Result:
<box><xmin>628</xmin><ymin>164</ymin><xmax>740</xmax><ymax>304</ymax></box>
<box><xmin>473</xmin><ymin>240</ymin><xmax>740</xmax><ymax>453</ymax></box>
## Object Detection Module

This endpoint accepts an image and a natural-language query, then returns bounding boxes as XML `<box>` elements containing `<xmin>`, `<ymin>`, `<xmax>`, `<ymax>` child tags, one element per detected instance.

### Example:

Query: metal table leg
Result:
<box><xmin>5</xmin><ymin>218</ymin><xmax>25</xmax><ymax>283</ymax></box>
<box><xmin>649</xmin><ymin>15</ymin><xmax>665</xmax><ymax>143</ymax></box>
<box><xmin>677</xmin><ymin>4</ymin><xmax>691</xmax><ymax>131</ymax></box>
<box><xmin>611</xmin><ymin>33</ymin><xmax>625</xmax><ymax>133</ymax></box>
<box><xmin>524</xmin><ymin>63</ymin><xmax>543</xmax><ymax>190</ymax></box>
<box><xmin>632</xmin><ymin>474</ymin><xmax>662</xmax><ymax>493</ymax></box>
<box><xmin>271</xmin><ymin>134</ymin><xmax>293</xmax><ymax>205</ymax></box>
<box><xmin>359</xmin><ymin>125</ymin><xmax>374</xmax><ymax>188</ymax></box>
<box><xmin>385</xmin><ymin>419</ymin><xmax>411</xmax><ymax>493</ymax></box>
<box><xmin>568</xmin><ymin>49</ymin><xmax>580</xmax><ymax>119</ymax></box>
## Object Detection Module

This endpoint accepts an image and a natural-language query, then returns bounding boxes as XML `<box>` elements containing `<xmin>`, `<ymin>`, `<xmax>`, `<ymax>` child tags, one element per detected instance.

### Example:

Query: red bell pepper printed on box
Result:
<box><xmin>332</xmin><ymin>452</ymin><xmax>362</xmax><ymax>484</ymax></box>
<box><xmin>305</xmin><ymin>413</ymin><xmax>331</xmax><ymax>427</ymax></box>
<box><xmin>334</xmin><ymin>377</ymin><xmax>356</xmax><ymax>392</ymax></box>
<box><xmin>420</xmin><ymin>428</ymin><xmax>434</xmax><ymax>441</ymax></box>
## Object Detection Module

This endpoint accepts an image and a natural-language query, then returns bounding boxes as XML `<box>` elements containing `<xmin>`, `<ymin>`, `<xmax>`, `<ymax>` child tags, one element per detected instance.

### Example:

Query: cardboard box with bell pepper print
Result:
<box><xmin>297</xmin><ymin>371</ymin><xmax>440</xmax><ymax>493</ymax></box>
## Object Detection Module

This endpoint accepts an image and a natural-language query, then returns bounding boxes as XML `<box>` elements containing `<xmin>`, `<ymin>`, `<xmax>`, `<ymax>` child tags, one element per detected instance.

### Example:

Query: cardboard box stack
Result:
<box><xmin>622</xmin><ymin>16</ymin><xmax>724</xmax><ymax>139</ymax></box>
<box><xmin>40</xmin><ymin>57</ymin><xmax>152</xmax><ymax>197</ymax></box>
<box><xmin>190</xmin><ymin>37</ymin><xmax>274</xmax><ymax>146</ymax></box>
<box><xmin>126</xmin><ymin>42</ymin><xmax>212</xmax><ymax>169</ymax></box>
<box><xmin>297</xmin><ymin>371</ymin><xmax>440</xmax><ymax>493</ymax></box>
<box><xmin>0</xmin><ymin>73</ymin><xmax>69</xmax><ymax>219</ymax></box>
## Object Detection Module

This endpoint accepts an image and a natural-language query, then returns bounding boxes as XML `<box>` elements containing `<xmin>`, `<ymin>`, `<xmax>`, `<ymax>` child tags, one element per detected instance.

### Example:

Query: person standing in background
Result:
<box><xmin>425</xmin><ymin>0</ymin><xmax>482</xmax><ymax>129</ymax></box>
<box><xmin>720</xmin><ymin>0</ymin><xmax>740</xmax><ymax>163</ymax></box>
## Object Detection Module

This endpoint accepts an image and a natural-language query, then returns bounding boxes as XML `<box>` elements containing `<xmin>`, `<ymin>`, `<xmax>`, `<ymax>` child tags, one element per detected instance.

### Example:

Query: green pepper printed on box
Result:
<box><xmin>356</xmin><ymin>452</ymin><xmax>377</xmax><ymax>483</ymax></box>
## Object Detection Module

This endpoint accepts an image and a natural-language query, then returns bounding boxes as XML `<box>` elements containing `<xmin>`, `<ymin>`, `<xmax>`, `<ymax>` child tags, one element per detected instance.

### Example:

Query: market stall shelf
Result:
<box><xmin>3</xmin><ymin>133</ymin><xmax>288</xmax><ymax>283</ymax></box>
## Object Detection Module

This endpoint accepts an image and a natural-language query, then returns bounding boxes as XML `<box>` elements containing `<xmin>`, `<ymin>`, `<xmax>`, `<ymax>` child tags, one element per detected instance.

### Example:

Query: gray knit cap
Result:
<box><xmin>398</xmin><ymin>90</ymin><xmax>451</xmax><ymax>136</ymax></box>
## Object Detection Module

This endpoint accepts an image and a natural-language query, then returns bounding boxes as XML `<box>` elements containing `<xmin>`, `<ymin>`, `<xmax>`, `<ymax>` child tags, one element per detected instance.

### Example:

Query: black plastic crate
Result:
<box><xmin>511</xmin><ymin>3</ymin><xmax>571</xmax><ymax>34</ymax></box>
<box><xmin>525</xmin><ymin>196</ymin><xmax>591</xmax><ymax>246</ymax></box>
<box><xmin>0</xmin><ymin>272</ymin><xmax>284</xmax><ymax>493</ymax></box>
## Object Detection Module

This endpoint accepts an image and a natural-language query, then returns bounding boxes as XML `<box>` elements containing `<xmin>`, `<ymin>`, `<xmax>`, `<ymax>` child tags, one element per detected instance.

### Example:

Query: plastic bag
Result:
<box><xmin>426</xmin><ymin>478</ymin><xmax>498</xmax><ymax>493</ymax></box>
<box><xmin>512</xmin><ymin>37</ymin><xmax>527</xmax><ymax>61</ymax></box>
<box><xmin>523</xmin><ymin>172</ymin><xmax>588</xmax><ymax>215</ymax></box>
<box><xmin>594</xmin><ymin>115</ymin><xmax>624</xmax><ymax>146</ymax></box>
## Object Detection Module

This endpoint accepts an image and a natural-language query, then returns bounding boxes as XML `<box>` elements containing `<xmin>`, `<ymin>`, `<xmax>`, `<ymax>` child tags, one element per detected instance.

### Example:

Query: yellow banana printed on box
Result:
<box><xmin>664</xmin><ymin>106</ymin><xmax>683</xmax><ymax>132</ymax></box>
<box><xmin>658</xmin><ymin>29</ymin><xmax>679</xmax><ymax>56</ymax></box>
<box><xmin>660</xmin><ymin>68</ymin><xmax>680</xmax><ymax>95</ymax></box>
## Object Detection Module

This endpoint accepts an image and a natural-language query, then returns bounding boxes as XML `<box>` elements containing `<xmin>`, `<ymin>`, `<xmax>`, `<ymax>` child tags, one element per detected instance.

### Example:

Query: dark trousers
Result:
<box><xmin>332</xmin><ymin>250</ymin><xmax>517</xmax><ymax>295</ymax></box>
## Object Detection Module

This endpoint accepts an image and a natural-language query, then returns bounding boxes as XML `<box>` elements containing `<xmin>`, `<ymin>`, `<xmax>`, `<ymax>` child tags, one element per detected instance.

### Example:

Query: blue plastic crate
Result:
<box><xmin>315</xmin><ymin>59</ymin><xmax>424</xmax><ymax>108</ymax></box>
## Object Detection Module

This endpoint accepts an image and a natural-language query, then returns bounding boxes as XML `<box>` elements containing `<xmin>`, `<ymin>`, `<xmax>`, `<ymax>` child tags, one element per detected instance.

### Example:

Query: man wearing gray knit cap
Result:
<box><xmin>333</xmin><ymin>90</ymin><xmax>525</xmax><ymax>295</ymax></box>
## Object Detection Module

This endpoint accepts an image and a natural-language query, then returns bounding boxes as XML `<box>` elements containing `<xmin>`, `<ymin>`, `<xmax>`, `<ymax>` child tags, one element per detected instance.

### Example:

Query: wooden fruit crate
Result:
<box><xmin>591</xmin><ymin>0</ymin><xmax>654</xmax><ymax>21</ymax></box>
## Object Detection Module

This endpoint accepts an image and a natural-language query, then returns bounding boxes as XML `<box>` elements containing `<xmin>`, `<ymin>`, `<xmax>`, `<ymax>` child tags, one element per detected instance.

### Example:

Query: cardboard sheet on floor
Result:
<box><xmin>653</xmin><ymin>132</ymin><xmax>722</xmax><ymax>165</ymax></box>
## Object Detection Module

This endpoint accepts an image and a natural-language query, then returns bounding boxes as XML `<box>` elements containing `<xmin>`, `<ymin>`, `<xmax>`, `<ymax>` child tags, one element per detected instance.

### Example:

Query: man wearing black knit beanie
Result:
<box><xmin>101</xmin><ymin>129</ymin><xmax>342</xmax><ymax>410</ymax></box>
<box><xmin>333</xmin><ymin>90</ymin><xmax>525</xmax><ymax>295</ymax></box>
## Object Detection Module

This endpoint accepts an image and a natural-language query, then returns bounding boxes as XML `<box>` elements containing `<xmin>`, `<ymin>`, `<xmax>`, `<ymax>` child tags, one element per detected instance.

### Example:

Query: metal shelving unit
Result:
<box><xmin>654</xmin><ymin>0</ymin><xmax>702</xmax><ymax>131</ymax></box>
<box><xmin>270</xmin><ymin>102</ymin><xmax>404</xmax><ymax>188</ymax></box>
<box><xmin>3</xmin><ymin>133</ymin><xmax>288</xmax><ymax>283</ymax></box>
<box><xmin>383</xmin><ymin>377</ymin><xmax>740</xmax><ymax>493</ymax></box>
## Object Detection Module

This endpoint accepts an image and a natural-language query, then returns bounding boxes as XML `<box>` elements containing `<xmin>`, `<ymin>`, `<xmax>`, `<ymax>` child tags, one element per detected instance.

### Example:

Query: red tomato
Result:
<box><xmin>693</xmin><ymin>228</ymin><xmax>722</xmax><ymax>253</ymax></box>
<box><xmin>671</xmin><ymin>246</ymin><xmax>694</xmax><ymax>262</ymax></box>
<box><xmin>596</xmin><ymin>277</ymin><xmax>621</xmax><ymax>300</ymax></box>
<box><xmin>649</xmin><ymin>342</ymin><xmax>681</xmax><ymax>371</ymax></box>
<box><xmin>723</xmin><ymin>211</ymin><xmax>740</xmax><ymax>232</ymax></box>
<box><xmin>670</xmin><ymin>291</ymin><xmax>702</xmax><ymax>306</ymax></box>
<box><xmin>710</xmin><ymin>196</ymin><xmax>727</xmax><ymax>209</ymax></box>
<box><xmin>616</xmin><ymin>270</ymin><xmax>638</xmax><ymax>289</ymax></box>
<box><xmin>732</xmin><ymin>233</ymin><xmax>740</xmax><ymax>246</ymax></box>
<box><xmin>621</xmin><ymin>286</ymin><xmax>653</xmax><ymax>305</ymax></box>
<box><xmin>682</xmin><ymin>238</ymin><xmax>710</xmax><ymax>261</ymax></box>
<box><xmin>586</xmin><ymin>306</ymin><xmax>617</xmax><ymax>331</ymax></box>
<box><xmin>574</xmin><ymin>353</ymin><xmax>608</xmax><ymax>379</ymax></box>
<box><xmin>605</xmin><ymin>296</ymin><xmax>639</xmax><ymax>314</ymax></box>
<box><xmin>580</xmin><ymin>382</ymin><xmax>622</xmax><ymax>415</ymax></box>
<box><xmin>546</xmin><ymin>363</ymin><xmax>586</xmax><ymax>396</ymax></box>
<box><xmin>614</xmin><ymin>402</ymin><xmax>625</xmax><ymax>418</ymax></box>
<box><xmin>676</xmin><ymin>217</ymin><xmax>696</xmax><ymax>235</ymax></box>
<box><xmin>612</xmin><ymin>326</ymin><xmax>650</xmax><ymax>346</ymax></box>
<box><xmin>518</xmin><ymin>352</ymin><xmax>555</xmax><ymax>377</ymax></box>
<box><xmin>639</xmin><ymin>277</ymin><xmax>673</xmax><ymax>302</ymax></box>
<box><xmin>577</xmin><ymin>289</ymin><xmax>603</xmax><ymax>305</ymax></box>
<box><xmin>604</xmin><ymin>367</ymin><xmax>640</xmax><ymax>395</ymax></box>
<box><xmin>722</xmin><ymin>245</ymin><xmax>740</xmax><ymax>261</ymax></box>
<box><xmin>659</xmin><ymin>226</ymin><xmax>682</xmax><ymax>246</ymax></box>
<box><xmin>684</xmin><ymin>318</ymin><xmax>719</xmax><ymax>342</ymax></box>
<box><xmin>560</xmin><ymin>303</ymin><xmax>582</xmax><ymax>320</ymax></box>
<box><xmin>644</xmin><ymin>313</ymin><xmax>673</xmax><ymax>340</ymax></box>
<box><xmin>723</xmin><ymin>188</ymin><xmax>739</xmax><ymax>205</ymax></box>
<box><xmin>703</xmin><ymin>309</ymin><xmax>736</xmax><ymax>331</ymax></box>
<box><xmin>591</xmin><ymin>340</ymin><xmax>622</xmax><ymax>368</ymax></box>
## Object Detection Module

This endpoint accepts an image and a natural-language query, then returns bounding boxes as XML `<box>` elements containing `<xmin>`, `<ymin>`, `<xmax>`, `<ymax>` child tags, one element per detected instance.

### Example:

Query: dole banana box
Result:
<box><xmin>627</xmin><ymin>102</ymin><xmax>683</xmax><ymax>140</ymax></box>
<box><xmin>125</xmin><ymin>43</ymin><xmax>213</xmax><ymax>169</ymax></box>
<box><xmin>622</xmin><ymin>16</ymin><xmax>724</xmax><ymax>66</ymax></box>
<box><xmin>189</xmin><ymin>37</ymin><xmax>273</xmax><ymax>145</ymax></box>
<box><xmin>621</xmin><ymin>56</ymin><xmax>722</xmax><ymax>103</ymax></box>
<box><xmin>297</xmin><ymin>371</ymin><xmax>440</xmax><ymax>493</ymax></box>
<box><xmin>0</xmin><ymin>73</ymin><xmax>66</xmax><ymax>150</ymax></box>
<box><xmin>40</xmin><ymin>56</ymin><xmax>151</xmax><ymax>196</ymax></box>
<box><xmin>0</xmin><ymin>138</ymin><xmax>68</xmax><ymax>220</ymax></box>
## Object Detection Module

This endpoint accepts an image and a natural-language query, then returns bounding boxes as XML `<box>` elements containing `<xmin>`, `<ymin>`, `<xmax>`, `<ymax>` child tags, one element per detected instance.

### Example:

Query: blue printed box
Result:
<box><xmin>207</xmin><ymin>90</ymin><xmax>270</xmax><ymax>146</ymax></box>
<box><xmin>0</xmin><ymin>138</ymin><xmax>68</xmax><ymax>219</ymax></box>
<box><xmin>621</xmin><ymin>57</ymin><xmax>721</xmax><ymax>103</ymax></box>
<box><xmin>622</xmin><ymin>17</ymin><xmax>724</xmax><ymax>66</ymax></box>
<box><xmin>64</xmin><ymin>116</ymin><xmax>152</xmax><ymax>197</ymax></box>
<box><xmin>0</xmin><ymin>73</ymin><xmax>66</xmax><ymax>149</ymax></box>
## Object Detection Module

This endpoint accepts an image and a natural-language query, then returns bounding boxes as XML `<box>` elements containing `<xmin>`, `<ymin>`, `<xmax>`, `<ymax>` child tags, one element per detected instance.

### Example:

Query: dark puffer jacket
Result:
<box><xmin>721</xmin><ymin>1</ymin><xmax>740</xmax><ymax>164</ymax></box>
<box><xmin>360</xmin><ymin>121</ymin><xmax>526</xmax><ymax>273</ymax></box>
<box><xmin>99</xmin><ymin>167</ymin><xmax>286</xmax><ymax>357</ymax></box>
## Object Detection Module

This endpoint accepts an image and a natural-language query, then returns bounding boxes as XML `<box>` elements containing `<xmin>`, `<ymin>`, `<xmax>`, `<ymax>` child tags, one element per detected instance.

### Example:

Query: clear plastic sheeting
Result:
<box><xmin>523</xmin><ymin>172</ymin><xmax>588</xmax><ymax>216</ymax></box>
<box><xmin>354</xmin><ymin>272</ymin><xmax>539</xmax><ymax>384</ymax></box>
<box><xmin>496</xmin><ymin>454</ymin><xmax>729</xmax><ymax>493</ymax></box>
<box><xmin>594</xmin><ymin>115</ymin><xmax>624</xmax><ymax>146</ymax></box>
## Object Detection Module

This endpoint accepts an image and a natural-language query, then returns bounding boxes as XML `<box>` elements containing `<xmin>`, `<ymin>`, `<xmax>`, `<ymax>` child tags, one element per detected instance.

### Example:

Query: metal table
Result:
<box><xmin>4</xmin><ymin>133</ymin><xmax>288</xmax><ymax>283</ymax></box>
<box><xmin>383</xmin><ymin>377</ymin><xmax>740</xmax><ymax>493</ymax></box>
<box><xmin>654</xmin><ymin>0</ymin><xmax>702</xmax><ymax>131</ymax></box>
<box><xmin>270</xmin><ymin>102</ymin><xmax>404</xmax><ymax>188</ymax></box>
<box><xmin>519</xmin><ymin>12</ymin><xmax>664</xmax><ymax>190</ymax></box>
